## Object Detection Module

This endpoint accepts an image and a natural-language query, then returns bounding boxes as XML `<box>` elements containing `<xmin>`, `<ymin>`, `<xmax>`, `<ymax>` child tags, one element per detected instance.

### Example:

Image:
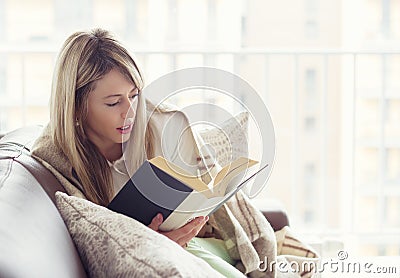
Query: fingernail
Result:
<box><xmin>157</xmin><ymin>213</ymin><xmax>163</xmax><ymax>221</ymax></box>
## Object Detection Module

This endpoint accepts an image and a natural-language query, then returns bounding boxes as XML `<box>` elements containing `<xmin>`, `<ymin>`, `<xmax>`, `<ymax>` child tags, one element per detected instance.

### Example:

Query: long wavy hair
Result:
<box><xmin>49</xmin><ymin>28</ymin><xmax>155</xmax><ymax>206</ymax></box>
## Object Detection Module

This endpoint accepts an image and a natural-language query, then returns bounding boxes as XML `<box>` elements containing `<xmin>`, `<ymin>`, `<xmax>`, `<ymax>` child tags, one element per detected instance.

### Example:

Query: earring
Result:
<box><xmin>75</xmin><ymin>119</ymin><xmax>80</xmax><ymax>126</ymax></box>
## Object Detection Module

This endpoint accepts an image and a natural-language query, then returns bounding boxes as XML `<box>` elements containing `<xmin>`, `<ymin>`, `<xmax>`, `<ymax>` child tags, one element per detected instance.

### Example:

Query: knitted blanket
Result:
<box><xmin>32</xmin><ymin>125</ymin><xmax>318</xmax><ymax>277</ymax></box>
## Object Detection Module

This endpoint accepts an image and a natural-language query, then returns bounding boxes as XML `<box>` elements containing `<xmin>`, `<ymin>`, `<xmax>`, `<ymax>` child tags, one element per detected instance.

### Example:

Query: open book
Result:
<box><xmin>107</xmin><ymin>156</ymin><xmax>268</xmax><ymax>231</ymax></box>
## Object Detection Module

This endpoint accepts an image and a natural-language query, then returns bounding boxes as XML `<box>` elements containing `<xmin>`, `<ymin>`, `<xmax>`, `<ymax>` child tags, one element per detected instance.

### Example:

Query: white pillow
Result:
<box><xmin>197</xmin><ymin>111</ymin><xmax>249</xmax><ymax>167</ymax></box>
<box><xmin>55</xmin><ymin>192</ymin><xmax>222</xmax><ymax>278</ymax></box>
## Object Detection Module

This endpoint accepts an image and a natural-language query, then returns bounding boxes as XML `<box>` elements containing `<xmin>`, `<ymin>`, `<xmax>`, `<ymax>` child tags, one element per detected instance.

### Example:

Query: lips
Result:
<box><xmin>117</xmin><ymin>124</ymin><xmax>133</xmax><ymax>134</ymax></box>
<box><xmin>118</xmin><ymin>124</ymin><xmax>131</xmax><ymax>130</ymax></box>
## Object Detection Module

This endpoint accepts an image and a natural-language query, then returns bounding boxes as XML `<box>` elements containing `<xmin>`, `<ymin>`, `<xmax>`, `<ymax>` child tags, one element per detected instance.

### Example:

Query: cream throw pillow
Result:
<box><xmin>55</xmin><ymin>192</ymin><xmax>223</xmax><ymax>278</ymax></box>
<box><xmin>197</xmin><ymin>111</ymin><xmax>249</xmax><ymax>168</ymax></box>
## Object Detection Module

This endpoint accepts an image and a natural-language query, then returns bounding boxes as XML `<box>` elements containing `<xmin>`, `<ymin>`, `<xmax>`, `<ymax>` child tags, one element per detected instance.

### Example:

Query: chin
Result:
<box><xmin>120</xmin><ymin>133</ymin><xmax>131</xmax><ymax>143</ymax></box>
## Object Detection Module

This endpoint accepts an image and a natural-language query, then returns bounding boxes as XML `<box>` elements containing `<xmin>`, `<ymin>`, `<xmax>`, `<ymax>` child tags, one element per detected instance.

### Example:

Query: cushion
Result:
<box><xmin>197</xmin><ymin>111</ymin><xmax>249</xmax><ymax>168</ymax></box>
<box><xmin>275</xmin><ymin>226</ymin><xmax>319</xmax><ymax>277</ymax></box>
<box><xmin>55</xmin><ymin>192</ymin><xmax>222</xmax><ymax>278</ymax></box>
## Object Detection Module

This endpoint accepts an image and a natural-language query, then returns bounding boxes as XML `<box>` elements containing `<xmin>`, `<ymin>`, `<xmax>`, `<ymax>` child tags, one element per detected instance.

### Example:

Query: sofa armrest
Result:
<box><xmin>261</xmin><ymin>209</ymin><xmax>289</xmax><ymax>232</ymax></box>
<box><xmin>253</xmin><ymin>198</ymin><xmax>289</xmax><ymax>232</ymax></box>
<box><xmin>0</xmin><ymin>127</ymin><xmax>87</xmax><ymax>278</ymax></box>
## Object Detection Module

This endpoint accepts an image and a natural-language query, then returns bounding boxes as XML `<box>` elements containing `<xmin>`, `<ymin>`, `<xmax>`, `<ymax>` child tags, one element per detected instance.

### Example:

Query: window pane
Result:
<box><xmin>0</xmin><ymin>53</ymin><xmax>5</xmax><ymax>96</ymax></box>
<box><xmin>356</xmin><ymin>147</ymin><xmax>379</xmax><ymax>187</ymax></box>
<box><xmin>385</xmin><ymin>148</ymin><xmax>400</xmax><ymax>184</ymax></box>
<box><xmin>2</xmin><ymin>107</ymin><xmax>24</xmax><ymax>130</ymax></box>
<box><xmin>358</xmin><ymin>241</ymin><xmax>400</xmax><ymax>256</ymax></box>
<box><xmin>385</xmin><ymin>100</ymin><xmax>400</xmax><ymax>140</ymax></box>
<box><xmin>305</xmin><ymin>68</ymin><xmax>316</xmax><ymax>96</ymax></box>
<box><xmin>357</xmin><ymin>99</ymin><xmax>380</xmax><ymax>140</ymax></box>
<box><xmin>24</xmin><ymin>54</ymin><xmax>53</xmax><ymax>105</ymax></box>
<box><xmin>356</xmin><ymin>55</ymin><xmax>382</xmax><ymax>98</ymax></box>
<box><xmin>354</xmin><ymin>196</ymin><xmax>379</xmax><ymax>232</ymax></box>
<box><xmin>387</xmin><ymin>55</ymin><xmax>400</xmax><ymax>96</ymax></box>
<box><xmin>383</xmin><ymin>196</ymin><xmax>400</xmax><ymax>228</ymax></box>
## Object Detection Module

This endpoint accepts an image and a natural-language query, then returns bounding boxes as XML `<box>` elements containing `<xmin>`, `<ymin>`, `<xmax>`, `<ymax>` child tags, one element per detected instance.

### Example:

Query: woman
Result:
<box><xmin>32</xmin><ymin>29</ymin><xmax>247</xmax><ymax>277</ymax></box>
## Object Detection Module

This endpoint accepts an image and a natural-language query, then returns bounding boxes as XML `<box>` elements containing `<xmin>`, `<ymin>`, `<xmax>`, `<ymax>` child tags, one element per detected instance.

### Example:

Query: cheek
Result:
<box><xmin>87</xmin><ymin>106</ymin><xmax>114</xmax><ymax>130</ymax></box>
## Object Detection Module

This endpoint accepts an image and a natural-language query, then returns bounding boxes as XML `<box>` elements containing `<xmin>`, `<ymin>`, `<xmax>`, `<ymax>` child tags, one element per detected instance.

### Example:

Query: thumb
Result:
<box><xmin>148</xmin><ymin>213</ymin><xmax>163</xmax><ymax>231</ymax></box>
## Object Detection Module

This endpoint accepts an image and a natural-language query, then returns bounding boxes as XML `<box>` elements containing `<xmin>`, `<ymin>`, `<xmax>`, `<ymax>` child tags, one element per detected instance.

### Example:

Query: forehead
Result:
<box><xmin>91</xmin><ymin>69</ymin><xmax>136</xmax><ymax>96</ymax></box>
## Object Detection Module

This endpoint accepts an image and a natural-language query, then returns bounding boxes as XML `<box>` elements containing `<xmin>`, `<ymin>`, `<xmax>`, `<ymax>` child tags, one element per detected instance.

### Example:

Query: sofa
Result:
<box><xmin>0</xmin><ymin>126</ymin><xmax>289</xmax><ymax>278</ymax></box>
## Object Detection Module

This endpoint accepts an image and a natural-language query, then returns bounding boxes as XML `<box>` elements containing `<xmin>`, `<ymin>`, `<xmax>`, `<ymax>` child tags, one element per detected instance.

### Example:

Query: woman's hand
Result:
<box><xmin>148</xmin><ymin>213</ymin><xmax>209</xmax><ymax>247</ymax></box>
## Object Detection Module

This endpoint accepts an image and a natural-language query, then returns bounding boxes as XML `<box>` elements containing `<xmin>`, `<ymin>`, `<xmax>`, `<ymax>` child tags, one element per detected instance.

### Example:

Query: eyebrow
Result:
<box><xmin>103</xmin><ymin>87</ymin><xmax>138</xmax><ymax>99</ymax></box>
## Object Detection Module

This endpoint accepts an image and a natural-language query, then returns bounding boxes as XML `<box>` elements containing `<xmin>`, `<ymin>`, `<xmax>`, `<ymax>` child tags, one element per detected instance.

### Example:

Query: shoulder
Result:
<box><xmin>145</xmin><ymin>102</ymin><xmax>200</xmax><ymax>165</ymax></box>
<box><xmin>31</xmin><ymin>124</ymin><xmax>61</xmax><ymax>160</ymax></box>
<box><xmin>147</xmin><ymin>103</ymin><xmax>191</xmax><ymax>132</ymax></box>
<box><xmin>31</xmin><ymin>125</ymin><xmax>74</xmax><ymax>184</ymax></box>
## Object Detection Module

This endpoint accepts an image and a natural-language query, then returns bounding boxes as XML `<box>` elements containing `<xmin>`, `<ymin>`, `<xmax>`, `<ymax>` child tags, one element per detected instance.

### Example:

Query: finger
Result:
<box><xmin>177</xmin><ymin>220</ymin><xmax>208</xmax><ymax>246</ymax></box>
<box><xmin>148</xmin><ymin>213</ymin><xmax>163</xmax><ymax>231</ymax></box>
<box><xmin>167</xmin><ymin>216</ymin><xmax>208</xmax><ymax>243</ymax></box>
<box><xmin>167</xmin><ymin>216</ymin><xmax>205</xmax><ymax>239</ymax></box>
<box><xmin>182</xmin><ymin>216</ymin><xmax>208</xmax><ymax>233</ymax></box>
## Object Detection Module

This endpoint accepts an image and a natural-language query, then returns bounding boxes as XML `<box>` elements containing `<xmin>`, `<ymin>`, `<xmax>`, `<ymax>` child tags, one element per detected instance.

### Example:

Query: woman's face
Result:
<box><xmin>84</xmin><ymin>68</ymin><xmax>139</xmax><ymax>157</ymax></box>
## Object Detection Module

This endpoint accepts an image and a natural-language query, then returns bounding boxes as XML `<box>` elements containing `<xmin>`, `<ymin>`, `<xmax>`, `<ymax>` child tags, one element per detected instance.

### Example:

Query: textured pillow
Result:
<box><xmin>197</xmin><ymin>111</ymin><xmax>249</xmax><ymax>168</ymax></box>
<box><xmin>55</xmin><ymin>192</ymin><xmax>222</xmax><ymax>278</ymax></box>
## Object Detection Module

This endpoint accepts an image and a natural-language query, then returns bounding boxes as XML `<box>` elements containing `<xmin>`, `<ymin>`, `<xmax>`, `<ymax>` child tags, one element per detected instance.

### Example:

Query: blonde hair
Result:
<box><xmin>50</xmin><ymin>28</ymin><xmax>154</xmax><ymax>206</ymax></box>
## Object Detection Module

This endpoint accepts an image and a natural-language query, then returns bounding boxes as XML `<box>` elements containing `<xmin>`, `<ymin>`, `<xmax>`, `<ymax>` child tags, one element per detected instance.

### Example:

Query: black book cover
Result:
<box><xmin>107</xmin><ymin>160</ymin><xmax>194</xmax><ymax>226</ymax></box>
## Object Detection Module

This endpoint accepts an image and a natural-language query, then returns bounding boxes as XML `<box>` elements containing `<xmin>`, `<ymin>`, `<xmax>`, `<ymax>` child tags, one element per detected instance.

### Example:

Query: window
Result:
<box><xmin>0</xmin><ymin>111</ymin><xmax>7</xmax><ymax>131</ymax></box>
<box><xmin>305</xmin><ymin>20</ymin><xmax>319</xmax><ymax>39</ymax></box>
<box><xmin>0</xmin><ymin>54</ymin><xmax>5</xmax><ymax>96</ymax></box>
<box><xmin>125</xmin><ymin>0</ymin><xmax>149</xmax><ymax>43</ymax></box>
<box><xmin>383</xmin><ymin>196</ymin><xmax>400</xmax><ymax>228</ymax></box>
<box><xmin>304</xmin><ymin>116</ymin><xmax>316</xmax><ymax>131</ymax></box>
<box><xmin>305</xmin><ymin>0</ymin><xmax>318</xmax><ymax>17</ymax></box>
<box><xmin>305</xmin><ymin>0</ymin><xmax>318</xmax><ymax>39</ymax></box>
<box><xmin>207</xmin><ymin>0</ymin><xmax>217</xmax><ymax>41</ymax></box>
<box><xmin>304</xmin><ymin>68</ymin><xmax>318</xmax><ymax>110</ymax></box>
<box><xmin>392</xmin><ymin>0</ymin><xmax>400</xmax><ymax>39</ymax></box>
<box><xmin>0</xmin><ymin>0</ymin><xmax>5</xmax><ymax>39</ymax></box>
<box><xmin>241</xmin><ymin>0</ymin><xmax>248</xmax><ymax>43</ymax></box>
<box><xmin>385</xmin><ymin>100</ymin><xmax>400</xmax><ymax>139</ymax></box>
<box><xmin>305</xmin><ymin>68</ymin><xmax>317</xmax><ymax>97</ymax></box>
<box><xmin>381</xmin><ymin>0</ymin><xmax>391</xmax><ymax>38</ymax></box>
<box><xmin>304</xmin><ymin>163</ymin><xmax>316</xmax><ymax>183</ymax></box>
<box><xmin>385</xmin><ymin>148</ymin><xmax>400</xmax><ymax>184</ymax></box>
<box><xmin>304</xmin><ymin>210</ymin><xmax>315</xmax><ymax>223</ymax></box>
<box><xmin>54</xmin><ymin>0</ymin><xmax>93</xmax><ymax>39</ymax></box>
<box><xmin>387</xmin><ymin>56</ymin><xmax>400</xmax><ymax>96</ymax></box>
<box><xmin>167</xmin><ymin>0</ymin><xmax>178</xmax><ymax>41</ymax></box>
<box><xmin>304</xmin><ymin>163</ymin><xmax>317</xmax><ymax>204</ymax></box>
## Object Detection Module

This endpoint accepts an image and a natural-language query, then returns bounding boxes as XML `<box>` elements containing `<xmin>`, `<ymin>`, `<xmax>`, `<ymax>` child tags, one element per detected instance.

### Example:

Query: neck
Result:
<box><xmin>101</xmin><ymin>144</ymin><xmax>123</xmax><ymax>162</ymax></box>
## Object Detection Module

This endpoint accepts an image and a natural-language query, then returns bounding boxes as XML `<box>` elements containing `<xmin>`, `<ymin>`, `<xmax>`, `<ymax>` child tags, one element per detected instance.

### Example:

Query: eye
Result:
<box><xmin>106</xmin><ymin>101</ymin><xmax>120</xmax><ymax>107</ymax></box>
<box><xmin>129</xmin><ymin>93</ymin><xmax>139</xmax><ymax>100</ymax></box>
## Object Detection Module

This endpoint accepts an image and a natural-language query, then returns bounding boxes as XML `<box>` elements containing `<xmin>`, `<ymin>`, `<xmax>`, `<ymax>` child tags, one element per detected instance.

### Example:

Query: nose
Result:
<box><xmin>121</xmin><ymin>99</ymin><xmax>135</xmax><ymax>120</ymax></box>
<box><xmin>121</xmin><ymin>107</ymin><xmax>135</xmax><ymax>120</ymax></box>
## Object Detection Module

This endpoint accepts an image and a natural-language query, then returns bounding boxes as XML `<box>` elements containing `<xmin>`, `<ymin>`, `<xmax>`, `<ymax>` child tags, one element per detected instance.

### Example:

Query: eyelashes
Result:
<box><xmin>106</xmin><ymin>102</ymin><xmax>119</xmax><ymax>107</ymax></box>
<box><xmin>106</xmin><ymin>94</ymin><xmax>139</xmax><ymax>107</ymax></box>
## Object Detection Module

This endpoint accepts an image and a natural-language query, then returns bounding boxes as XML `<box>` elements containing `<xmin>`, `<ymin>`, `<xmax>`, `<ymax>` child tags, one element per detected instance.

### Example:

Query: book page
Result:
<box><xmin>210</xmin><ymin>157</ymin><xmax>258</xmax><ymax>196</ymax></box>
<box><xmin>149</xmin><ymin>156</ymin><xmax>258</xmax><ymax>198</ymax></box>
<box><xmin>159</xmin><ymin>192</ymin><xmax>224</xmax><ymax>231</ymax></box>
<box><xmin>149</xmin><ymin>156</ymin><xmax>210</xmax><ymax>193</ymax></box>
